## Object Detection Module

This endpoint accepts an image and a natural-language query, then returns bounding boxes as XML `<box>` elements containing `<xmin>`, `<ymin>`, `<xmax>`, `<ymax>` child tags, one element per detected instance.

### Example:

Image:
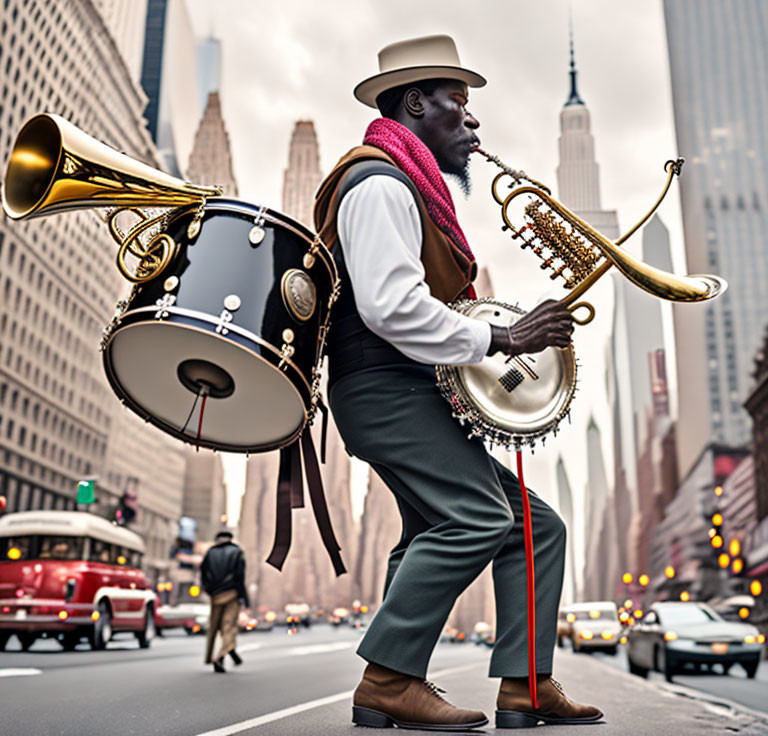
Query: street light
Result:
<box><xmin>639</xmin><ymin>574</ymin><xmax>649</xmax><ymax>587</ymax></box>
<box><xmin>665</xmin><ymin>566</ymin><xmax>675</xmax><ymax>579</ymax></box>
<box><xmin>714</xmin><ymin>485</ymin><xmax>724</xmax><ymax>496</ymax></box>
<box><xmin>732</xmin><ymin>558</ymin><xmax>743</xmax><ymax>574</ymax></box>
<box><xmin>712</xmin><ymin>513</ymin><xmax>723</xmax><ymax>526</ymax></box>
<box><xmin>711</xmin><ymin>535</ymin><xmax>723</xmax><ymax>548</ymax></box>
<box><xmin>739</xmin><ymin>607</ymin><xmax>750</xmax><ymax>619</ymax></box>
<box><xmin>750</xmin><ymin>580</ymin><xmax>762</xmax><ymax>597</ymax></box>
<box><xmin>622</xmin><ymin>573</ymin><xmax>633</xmax><ymax>584</ymax></box>
<box><xmin>729</xmin><ymin>539</ymin><xmax>741</xmax><ymax>557</ymax></box>
<box><xmin>680</xmin><ymin>591</ymin><xmax>690</xmax><ymax>602</ymax></box>
<box><xmin>718</xmin><ymin>553</ymin><xmax>730</xmax><ymax>568</ymax></box>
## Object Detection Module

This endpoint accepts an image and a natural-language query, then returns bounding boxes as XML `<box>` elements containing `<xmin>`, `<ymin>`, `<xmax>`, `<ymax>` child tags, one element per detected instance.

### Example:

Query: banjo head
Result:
<box><xmin>438</xmin><ymin>298</ymin><xmax>577</xmax><ymax>447</ymax></box>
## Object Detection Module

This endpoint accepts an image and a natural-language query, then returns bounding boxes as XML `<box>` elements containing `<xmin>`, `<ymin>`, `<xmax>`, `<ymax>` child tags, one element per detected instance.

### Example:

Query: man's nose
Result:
<box><xmin>465</xmin><ymin>111</ymin><xmax>480</xmax><ymax>130</ymax></box>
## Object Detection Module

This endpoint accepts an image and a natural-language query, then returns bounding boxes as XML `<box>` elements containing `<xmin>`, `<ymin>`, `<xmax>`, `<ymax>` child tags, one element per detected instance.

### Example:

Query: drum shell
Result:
<box><xmin>102</xmin><ymin>199</ymin><xmax>336</xmax><ymax>453</ymax></box>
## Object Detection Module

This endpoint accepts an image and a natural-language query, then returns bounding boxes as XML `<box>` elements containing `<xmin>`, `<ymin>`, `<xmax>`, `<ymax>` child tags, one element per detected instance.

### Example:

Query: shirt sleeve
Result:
<box><xmin>336</xmin><ymin>175</ymin><xmax>491</xmax><ymax>364</ymax></box>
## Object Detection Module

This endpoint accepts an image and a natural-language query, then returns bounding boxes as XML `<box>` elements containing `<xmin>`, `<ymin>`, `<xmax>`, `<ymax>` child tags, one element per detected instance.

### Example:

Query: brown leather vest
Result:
<box><xmin>314</xmin><ymin>145</ymin><xmax>476</xmax><ymax>304</ymax></box>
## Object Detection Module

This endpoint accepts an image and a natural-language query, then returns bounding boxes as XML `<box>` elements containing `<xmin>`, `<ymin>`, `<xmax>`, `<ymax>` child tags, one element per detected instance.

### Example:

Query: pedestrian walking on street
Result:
<box><xmin>201</xmin><ymin>530</ymin><xmax>248</xmax><ymax>673</ymax></box>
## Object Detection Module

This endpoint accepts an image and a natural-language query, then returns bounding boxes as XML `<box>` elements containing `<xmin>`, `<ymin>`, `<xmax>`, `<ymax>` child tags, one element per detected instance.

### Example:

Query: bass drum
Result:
<box><xmin>102</xmin><ymin>199</ymin><xmax>337</xmax><ymax>453</ymax></box>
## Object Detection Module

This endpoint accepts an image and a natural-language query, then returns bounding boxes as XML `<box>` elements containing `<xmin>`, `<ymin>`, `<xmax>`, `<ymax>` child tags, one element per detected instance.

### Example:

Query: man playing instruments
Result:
<box><xmin>314</xmin><ymin>35</ymin><xmax>601</xmax><ymax>730</ymax></box>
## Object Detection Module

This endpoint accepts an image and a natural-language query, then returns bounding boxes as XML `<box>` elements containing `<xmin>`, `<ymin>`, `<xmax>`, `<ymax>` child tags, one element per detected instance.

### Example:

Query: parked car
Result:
<box><xmin>567</xmin><ymin>601</ymin><xmax>622</xmax><ymax>654</ymax></box>
<box><xmin>237</xmin><ymin>608</ymin><xmax>275</xmax><ymax>632</ymax></box>
<box><xmin>0</xmin><ymin>511</ymin><xmax>156</xmax><ymax>651</ymax></box>
<box><xmin>155</xmin><ymin>602</ymin><xmax>208</xmax><ymax>635</ymax></box>
<box><xmin>626</xmin><ymin>600</ymin><xmax>765</xmax><ymax>682</ymax></box>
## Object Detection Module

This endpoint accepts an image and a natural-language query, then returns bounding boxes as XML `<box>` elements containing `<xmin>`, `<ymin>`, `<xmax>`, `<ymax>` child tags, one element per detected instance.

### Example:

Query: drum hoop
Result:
<box><xmin>115</xmin><ymin>304</ymin><xmax>315</xmax><ymax>397</ymax></box>
<box><xmin>102</xmin><ymin>319</ymin><xmax>309</xmax><ymax>453</ymax></box>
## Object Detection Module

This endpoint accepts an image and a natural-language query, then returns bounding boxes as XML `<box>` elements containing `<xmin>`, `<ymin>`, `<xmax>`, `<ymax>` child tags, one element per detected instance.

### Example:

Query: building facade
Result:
<box><xmin>0</xmin><ymin>0</ymin><xmax>193</xmax><ymax>579</ymax></box>
<box><xmin>664</xmin><ymin>0</ymin><xmax>768</xmax><ymax>475</ymax></box>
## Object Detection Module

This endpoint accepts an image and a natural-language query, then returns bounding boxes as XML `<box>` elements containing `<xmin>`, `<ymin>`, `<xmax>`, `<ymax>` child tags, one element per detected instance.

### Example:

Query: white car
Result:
<box><xmin>627</xmin><ymin>601</ymin><xmax>765</xmax><ymax>681</ymax></box>
<box><xmin>567</xmin><ymin>601</ymin><xmax>622</xmax><ymax>654</ymax></box>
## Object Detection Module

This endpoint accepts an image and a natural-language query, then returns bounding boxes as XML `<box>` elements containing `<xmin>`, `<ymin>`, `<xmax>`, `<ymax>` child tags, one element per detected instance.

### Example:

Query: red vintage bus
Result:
<box><xmin>0</xmin><ymin>510</ymin><xmax>157</xmax><ymax>651</ymax></box>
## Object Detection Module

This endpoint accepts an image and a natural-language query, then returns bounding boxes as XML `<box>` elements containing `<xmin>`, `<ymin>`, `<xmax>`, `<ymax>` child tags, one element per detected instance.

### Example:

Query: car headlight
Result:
<box><xmin>601</xmin><ymin>631</ymin><xmax>614</xmax><ymax>640</ymax></box>
<box><xmin>664</xmin><ymin>631</ymin><xmax>678</xmax><ymax>642</ymax></box>
<box><xmin>580</xmin><ymin>631</ymin><xmax>594</xmax><ymax>640</ymax></box>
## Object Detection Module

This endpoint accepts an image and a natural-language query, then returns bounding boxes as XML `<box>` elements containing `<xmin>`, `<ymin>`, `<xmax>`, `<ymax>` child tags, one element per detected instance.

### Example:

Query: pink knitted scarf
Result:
<box><xmin>363</xmin><ymin>118</ymin><xmax>477</xmax><ymax>299</ymax></box>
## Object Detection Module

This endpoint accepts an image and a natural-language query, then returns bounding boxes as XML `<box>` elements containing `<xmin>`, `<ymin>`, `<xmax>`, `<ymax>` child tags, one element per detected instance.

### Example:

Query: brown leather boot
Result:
<box><xmin>496</xmin><ymin>675</ymin><xmax>603</xmax><ymax>728</ymax></box>
<box><xmin>352</xmin><ymin>662</ymin><xmax>488</xmax><ymax>730</ymax></box>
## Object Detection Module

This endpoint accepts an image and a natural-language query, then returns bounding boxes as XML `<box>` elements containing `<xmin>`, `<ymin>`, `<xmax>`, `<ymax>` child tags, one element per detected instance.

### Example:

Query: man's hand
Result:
<box><xmin>487</xmin><ymin>299</ymin><xmax>574</xmax><ymax>357</ymax></box>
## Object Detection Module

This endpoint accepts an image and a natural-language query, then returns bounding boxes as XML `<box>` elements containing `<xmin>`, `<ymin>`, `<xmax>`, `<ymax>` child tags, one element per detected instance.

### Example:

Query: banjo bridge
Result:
<box><xmin>498</xmin><ymin>366</ymin><xmax>525</xmax><ymax>393</ymax></box>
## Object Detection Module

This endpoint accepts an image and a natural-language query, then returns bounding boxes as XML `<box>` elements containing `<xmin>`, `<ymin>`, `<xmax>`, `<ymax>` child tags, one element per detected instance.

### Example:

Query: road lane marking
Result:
<box><xmin>287</xmin><ymin>642</ymin><xmax>355</xmax><ymax>656</ymax></box>
<box><xmin>0</xmin><ymin>668</ymin><xmax>43</xmax><ymax>678</ymax></box>
<box><xmin>236</xmin><ymin>643</ymin><xmax>263</xmax><ymax>653</ymax></box>
<box><xmin>193</xmin><ymin>662</ymin><xmax>483</xmax><ymax>735</ymax></box>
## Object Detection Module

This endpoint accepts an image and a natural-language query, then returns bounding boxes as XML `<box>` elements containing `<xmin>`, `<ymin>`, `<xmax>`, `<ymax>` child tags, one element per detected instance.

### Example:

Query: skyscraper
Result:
<box><xmin>555</xmin><ymin>458</ymin><xmax>578</xmax><ymax>604</ymax></box>
<box><xmin>556</xmin><ymin>28</ymin><xmax>619</xmax><ymax>240</ymax></box>
<box><xmin>0</xmin><ymin>0</ymin><xmax>185</xmax><ymax>571</ymax></box>
<box><xmin>282</xmin><ymin>121</ymin><xmax>323</xmax><ymax>228</ymax></box>
<box><xmin>140</xmin><ymin>0</ymin><xmax>200</xmax><ymax>177</ymax></box>
<box><xmin>552</xmin><ymin>24</ymin><xmax>619</xmax><ymax>597</ymax></box>
<box><xmin>197</xmin><ymin>36</ymin><xmax>222</xmax><ymax>112</ymax></box>
<box><xmin>664</xmin><ymin>0</ymin><xmax>768</xmax><ymax>475</ymax></box>
<box><xmin>186</xmin><ymin>92</ymin><xmax>238</xmax><ymax>196</ymax></box>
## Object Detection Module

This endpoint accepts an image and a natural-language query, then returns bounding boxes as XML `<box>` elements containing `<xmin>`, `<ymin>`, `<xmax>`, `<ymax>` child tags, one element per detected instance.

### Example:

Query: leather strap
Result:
<box><xmin>266</xmin><ymin>446</ymin><xmax>294</xmax><ymax>571</ymax></box>
<box><xmin>265</xmin><ymin>433</ymin><xmax>346</xmax><ymax>577</ymax></box>
<box><xmin>302</xmin><ymin>431</ymin><xmax>346</xmax><ymax>576</ymax></box>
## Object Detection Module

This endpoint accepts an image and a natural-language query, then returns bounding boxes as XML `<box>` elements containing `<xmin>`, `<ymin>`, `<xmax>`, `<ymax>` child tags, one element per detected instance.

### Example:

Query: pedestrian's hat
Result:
<box><xmin>354</xmin><ymin>34</ymin><xmax>486</xmax><ymax>108</ymax></box>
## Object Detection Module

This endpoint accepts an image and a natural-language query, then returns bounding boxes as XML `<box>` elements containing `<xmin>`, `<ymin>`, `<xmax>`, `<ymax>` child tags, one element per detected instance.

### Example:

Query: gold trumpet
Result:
<box><xmin>2</xmin><ymin>113</ymin><xmax>221</xmax><ymax>283</ymax></box>
<box><xmin>475</xmin><ymin>148</ymin><xmax>726</xmax><ymax>323</ymax></box>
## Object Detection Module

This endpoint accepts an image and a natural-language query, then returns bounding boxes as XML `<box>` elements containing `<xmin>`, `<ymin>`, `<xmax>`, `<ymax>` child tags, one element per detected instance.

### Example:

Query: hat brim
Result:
<box><xmin>354</xmin><ymin>66</ymin><xmax>487</xmax><ymax>108</ymax></box>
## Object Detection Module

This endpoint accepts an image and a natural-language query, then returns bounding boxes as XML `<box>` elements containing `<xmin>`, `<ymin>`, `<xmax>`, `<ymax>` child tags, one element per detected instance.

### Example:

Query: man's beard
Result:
<box><xmin>442</xmin><ymin>160</ymin><xmax>472</xmax><ymax>198</ymax></box>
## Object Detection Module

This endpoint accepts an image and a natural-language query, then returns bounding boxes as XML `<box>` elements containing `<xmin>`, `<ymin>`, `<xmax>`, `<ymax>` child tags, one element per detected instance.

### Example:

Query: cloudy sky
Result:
<box><xmin>185</xmin><ymin>0</ymin><xmax>685</xmax><ymax>579</ymax></box>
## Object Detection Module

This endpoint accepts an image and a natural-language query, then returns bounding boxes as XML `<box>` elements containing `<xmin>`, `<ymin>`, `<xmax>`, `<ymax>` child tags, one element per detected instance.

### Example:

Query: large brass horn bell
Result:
<box><xmin>2</xmin><ymin>113</ymin><xmax>221</xmax><ymax>283</ymax></box>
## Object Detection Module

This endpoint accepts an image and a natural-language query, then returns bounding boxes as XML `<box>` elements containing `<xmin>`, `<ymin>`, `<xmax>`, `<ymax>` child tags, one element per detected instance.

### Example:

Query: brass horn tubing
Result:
<box><xmin>2</xmin><ymin>114</ymin><xmax>219</xmax><ymax>220</ymax></box>
<box><xmin>503</xmin><ymin>185</ymin><xmax>723</xmax><ymax>306</ymax></box>
<box><xmin>559</xmin><ymin>158</ymin><xmax>683</xmax><ymax>305</ymax></box>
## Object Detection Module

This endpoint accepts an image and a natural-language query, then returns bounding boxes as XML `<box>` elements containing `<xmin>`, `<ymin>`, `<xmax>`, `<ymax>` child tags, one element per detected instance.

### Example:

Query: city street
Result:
<box><xmin>2</xmin><ymin>625</ymin><xmax>767</xmax><ymax>735</ymax></box>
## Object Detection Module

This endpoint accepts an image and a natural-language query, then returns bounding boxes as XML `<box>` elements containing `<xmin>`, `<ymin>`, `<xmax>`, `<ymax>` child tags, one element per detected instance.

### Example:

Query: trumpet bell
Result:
<box><xmin>2</xmin><ymin>113</ymin><xmax>218</xmax><ymax>220</ymax></box>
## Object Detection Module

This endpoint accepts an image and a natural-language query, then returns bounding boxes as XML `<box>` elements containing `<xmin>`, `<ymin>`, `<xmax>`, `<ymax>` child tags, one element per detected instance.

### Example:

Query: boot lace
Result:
<box><xmin>423</xmin><ymin>679</ymin><xmax>454</xmax><ymax>706</ymax></box>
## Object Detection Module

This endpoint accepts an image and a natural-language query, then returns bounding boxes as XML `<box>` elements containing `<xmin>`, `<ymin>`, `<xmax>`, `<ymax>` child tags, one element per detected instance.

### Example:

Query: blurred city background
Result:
<box><xmin>1</xmin><ymin>0</ymin><xmax>768</xmax><ymax>723</ymax></box>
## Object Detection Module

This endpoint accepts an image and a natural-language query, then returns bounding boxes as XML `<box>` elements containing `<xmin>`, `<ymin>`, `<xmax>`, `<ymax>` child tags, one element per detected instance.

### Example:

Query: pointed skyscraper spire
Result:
<box><xmin>566</xmin><ymin>10</ymin><xmax>584</xmax><ymax>106</ymax></box>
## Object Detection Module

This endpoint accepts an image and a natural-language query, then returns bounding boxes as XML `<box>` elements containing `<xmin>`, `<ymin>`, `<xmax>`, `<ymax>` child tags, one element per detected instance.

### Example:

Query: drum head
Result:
<box><xmin>107</xmin><ymin>321</ymin><xmax>306</xmax><ymax>450</ymax></box>
<box><xmin>453</xmin><ymin>300</ymin><xmax>576</xmax><ymax>438</ymax></box>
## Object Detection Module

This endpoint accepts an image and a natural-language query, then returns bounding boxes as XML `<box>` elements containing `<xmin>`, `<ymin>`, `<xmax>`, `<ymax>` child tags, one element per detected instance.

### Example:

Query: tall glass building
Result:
<box><xmin>665</xmin><ymin>0</ymin><xmax>768</xmax><ymax>475</ymax></box>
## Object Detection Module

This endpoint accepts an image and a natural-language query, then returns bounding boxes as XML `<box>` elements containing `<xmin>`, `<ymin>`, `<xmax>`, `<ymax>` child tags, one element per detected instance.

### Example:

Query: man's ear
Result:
<box><xmin>403</xmin><ymin>87</ymin><xmax>425</xmax><ymax>118</ymax></box>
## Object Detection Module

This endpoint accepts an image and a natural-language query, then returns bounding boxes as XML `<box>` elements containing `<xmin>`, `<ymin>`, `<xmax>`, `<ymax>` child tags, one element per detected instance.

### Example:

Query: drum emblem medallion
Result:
<box><xmin>281</xmin><ymin>269</ymin><xmax>317</xmax><ymax>322</ymax></box>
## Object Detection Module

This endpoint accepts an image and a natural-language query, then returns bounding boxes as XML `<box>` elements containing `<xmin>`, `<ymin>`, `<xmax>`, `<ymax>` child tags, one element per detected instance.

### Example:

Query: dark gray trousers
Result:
<box><xmin>329</xmin><ymin>365</ymin><xmax>566</xmax><ymax>678</ymax></box>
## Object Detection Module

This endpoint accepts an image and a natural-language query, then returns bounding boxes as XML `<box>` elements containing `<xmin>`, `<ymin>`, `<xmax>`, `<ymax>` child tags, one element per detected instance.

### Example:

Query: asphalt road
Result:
<box><xmin>2</xmin><ymin>625</ymin><xmax>768</xmax><ymax>735</ymax></box>
<box><xmin>588</xmin><ymin>642</ymin><xmax>768</xmax><ymax>715</ymax></box>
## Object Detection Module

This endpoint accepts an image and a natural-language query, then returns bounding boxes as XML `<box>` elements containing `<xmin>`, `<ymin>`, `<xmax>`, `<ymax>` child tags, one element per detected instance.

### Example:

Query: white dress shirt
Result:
<box><xmin>336</xmin><ymin>175</ymin><xmax>492</xmax><ymax>365</ymax></box>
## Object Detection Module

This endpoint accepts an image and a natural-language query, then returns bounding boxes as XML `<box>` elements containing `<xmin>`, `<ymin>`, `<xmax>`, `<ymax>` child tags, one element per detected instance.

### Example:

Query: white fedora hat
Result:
<box><xmin>354</xmin><ymin>34</ymin><xmax>486</xmax><ymax>108</ymax></box>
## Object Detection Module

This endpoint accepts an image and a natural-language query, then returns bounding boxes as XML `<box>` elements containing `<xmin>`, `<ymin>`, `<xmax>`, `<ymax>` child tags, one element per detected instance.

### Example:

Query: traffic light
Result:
<box><xmin>115</xmin><ymin>491</ymin><xmax>138</xmax><ymax>526</ymax></box>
